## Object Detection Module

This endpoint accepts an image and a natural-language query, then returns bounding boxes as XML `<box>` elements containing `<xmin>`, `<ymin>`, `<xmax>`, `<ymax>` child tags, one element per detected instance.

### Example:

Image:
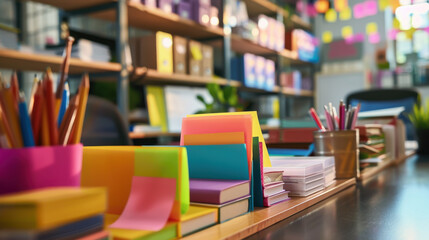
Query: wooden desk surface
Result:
<box><xmin>183</xmin><ymin>178</ymin><xmax>356</xmax><ymax>240</ymax></box>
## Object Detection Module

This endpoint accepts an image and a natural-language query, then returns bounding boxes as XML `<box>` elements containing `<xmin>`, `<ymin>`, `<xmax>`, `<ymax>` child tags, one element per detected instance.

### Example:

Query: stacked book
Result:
<box><xmin>262</xmin><ymin>170</ymin><xmax>290</xmax><ymax>206</ymax></box>
<box><xmin>0</xmin><ymin>187</ymin><xmax>108</xmax><ymax>240</ymax></box>
<box><xmin>356</xmin><ymin>124</ymin><xmax>386</xmax><ymax>169</ymax></box>
<box><xmin>189</xmin><ymin>179</ymin><xmax>250</xmax><ymax>223</ymax></box>
<box><xmin>266</xmin><ymin>161</ymin><xmax>325</xmax><ymax>197</ymax></box>
<box><xmin>270</xmin><ymin>156</ymin><xmax>336</xmax><ymax>187</ymax></box>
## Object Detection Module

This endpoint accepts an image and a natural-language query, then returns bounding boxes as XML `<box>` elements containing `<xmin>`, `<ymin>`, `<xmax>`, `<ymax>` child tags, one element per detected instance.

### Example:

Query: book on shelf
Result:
<box><xmin>189</xmin><ymin>179</ymin><xmax>250</xmax><ymax>205</ymax></box>
<box><xmin>263</xmin><ymin>170</ymin><xmax>283</xmax><ymax>187</ymax></box>
<box><xmin>263</xmin><ymin>182</ymin><xmax>285</xmax><ymax>198</ymax></box>
<box><xmin>0</xmin><ymin>215</ymin><xmax>104</xmax><ymax>240</ymax></box>
<box><xmin>283</xmin><ymin>176</ymin><xmax>325</xmax><ymax>192</ymax></box>
<box><xmin>178</xmin><ymin>205</ymin><xmax>218</xmax><ymax>237</ymax></box>
<box><xmin>263</xmin><ymin>191</ymin><xmax>290</xmax><ymax>207</ymax></box>
<box><xmin>288</xmin><ymin>184</ymin><xmax>325</xmax><ymax>197</ymax></box>
<box><xmin>0</xmin><ymin>187</ymin><xmax>106</xmax><ymax>231</ymax></box>
<box><xmin>191</xmin><ymin>195</ymin><xmax>250</xmax><ymax>223</ymax></box>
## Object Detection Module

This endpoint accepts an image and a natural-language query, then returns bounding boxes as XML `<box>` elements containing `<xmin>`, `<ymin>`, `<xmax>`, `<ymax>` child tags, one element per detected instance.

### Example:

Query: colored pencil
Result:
<box><xmin>309</xmin><ymin>107</ymin><xmax>326</xmax><ymax>131</ymax></box>
<box><xmin>324</xmin><ymin>105</ymin><xmax>334</xmax><ymax>131</ymax></box>
<box><xmin>57</xmin><ymin>82</ymin><xmax>69</xmax><ymax>128</ymax></box>
<box><xmin>0</xmin><ymin>107</ymin><xmax>12</xmax><ymax>148</ymax></box>
<box><xmin>350</xmin><ymin>103</ymin><xmax>361</xmax><ymax>130</ymax></box>
<box><xmin>70</xmin><ymin>74</ymin><xmax>90</xmax><ymax>144</ymax></box>
<box><xmin>18</xmin><ymin>93</ymin><xmax>35</xmax><ymax>147</ymax></box>
<box><xmin>59</xmin><ymin>95</ymin><xmax>78</xmax><ymax>146</ymax></box>
<box><xmin>55</xmin><ymin>36</ymin><xmax>75</xmax><ymax>118</ymax></box>
<box><xmin>10</xmin><ymin>71</ymin><xmax>19</xmax><ymax>107</ymax></box>
<box><xmin>28</xmin><ymin>75</ymin><xmax>39</xmax><ymax>113</ymax></box>
<box><xmin>0</xmin><ymin>81</ymin><xmax>23</xmax><ymax>148</ymax></box>
<box><xmin>31</xmin><ymin>81</ymin><xmax>43</xmax><ymax>146</ymax></box>
<box><xmin>43</xmin><ymin>68</ymin><xmax>59</xmax><ymax>145</ymax></box>
<box><xmin>339</xmin><ymin>101</ymin><xmax>345</xmax><ymax>130</ymax></box>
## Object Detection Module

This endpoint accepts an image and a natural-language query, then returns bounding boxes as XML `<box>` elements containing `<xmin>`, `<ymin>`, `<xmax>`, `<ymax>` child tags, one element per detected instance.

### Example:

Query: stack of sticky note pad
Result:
<box><xmin>267</xmin><ymin>160</ymin><xmax>325</xmax><ymax>197</ymax></box>
<box><xmin>0</xmin><ymin>187</ymin><xmax>108</xmax><ymax>239</ymax></box>
<box><xmin>271</xmin><ymin>156</ymin><xmax>336</xmax><ymax>187</ymax></box>
<box><xmin>81</xmin><ymin>146</ymin><xmax>219</xmax><ymax>239</ymax></box>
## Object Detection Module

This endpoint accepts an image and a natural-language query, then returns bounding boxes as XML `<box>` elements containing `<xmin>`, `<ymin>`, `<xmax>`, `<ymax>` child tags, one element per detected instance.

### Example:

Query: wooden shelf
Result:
<box><xmin>90</xmin><ymin>1</ymin><xmax>224</xmax><ymax>39</ymax></box>
<box><xmin>183</xmin><ymin>178</ymin><xmax>356</xmax><ymax>240</ymax></box>
<box><xmin>131</xmin><ymin>68</ymin><xmax>241</xmax><ymax>87</ymax></box>
<box><xmin>242</xmin><ymin>0</ymin><xmax>311</xmax><ymax>31</ymax></box>
<box><xmin>0</xmin><ymin>48</ymin><xmax>121</xmax><ymax>73</ymax></box>
<box><xmin>129</xmin><ymin>131</ymin><xmax>180</xmax><ymax>139</ymax></box>
<box><xmin>281</xmin><ymin>87</ymin><xmax>313</xmax><ymax>97</ymax></box>
<box><xmin>230</xmin><ymin>34</ymin><xmax>276</xmax><ymax>56</ymax></box>
<box><xmin>28</xmin><ymin>0</ymin><xmax>111</xmax><ymax>11</ymax></box>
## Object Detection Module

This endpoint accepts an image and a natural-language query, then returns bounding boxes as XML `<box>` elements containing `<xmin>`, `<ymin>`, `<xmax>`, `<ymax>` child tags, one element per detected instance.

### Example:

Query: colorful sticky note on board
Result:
<box><xmin>81</xmin><ymin>146</ymin><xmax>189</xmax><ymax>221</ymax></box>
<box><xmin>183</xmin><ymin>132</ymin><xmax>245</xmax><ymax>145</ymax></box>
<box><xmin>334</xmin><ymin>0</ymin><xmax>348</xmax><ymax>12</ymax></box>
<box><xmin>368</xmin><ymin>33</ymin><xmax>380</xmax><ymax>43</ymax></box>
<box><xmin>342</xmin><ymin>26</ymin><xmax>353</xmax><ymax>39</ymax></box>
<box><xmin>393</xmin><ymin>18</ymin><xmax>400</xmax><ymax>30</ymax></box>
<box><xmin>110</xmin><ymin>176</ymin><xmax>176</xmax><ymax>231</ymax></box>
<box><xmin>339</xmin><ymin>7</ymin><xmax>352</xmax><ymax>20</ymax></box>
<box><xmin>353</xmin><ymin>3</ymin><xmax>365</xmax><ymax>19</ymax></box>
<box><xmin>389</xmin><ymin>0</ymin><xmax>400</xmax><ymax>12</ymax></box>
<box><xmin>364</xmin><ymin>0</ymin><xmax>378</xmax><ymax>17</ymax></box>
<box><xmin>325</xmin><ymin>9</ymin><xmax>337</xmax><ymax>22</ymax></box>
<box><xmin>186</xmin><ymin>144</ymin><xmax>249</xmax><ymax>180</ymax></box>
<box><xmin>322</xmin><ymin>31</ymin><xmax>333</xmax><ymax>43</ymax></box>
<box><xmin>388</xmin><ymin>29</ymin><xmax>399</xmax><ymax>40</ymax></box>
<box><xmin>378</xmin><ymin>0</ymin><xmax>389</xmax><ymax>11</ymax></box>
<box><xmin>366</xmin><ymin>22</ymin><xmax>378</xmax><ymax>35</ymax></box>
<box><xmin>181</xmin><ymin>114</ymin><xmax>253</xmax><ymax>173</ymax></box>
<box><xmin>354</xmin><ymin>33</ymin><xmax>365</xmax><ymax>42</ymax></box>
<box><xmin>186</xmin><ymin>111</ymin><xmax>271</xmax><ymax>167</ymax></box>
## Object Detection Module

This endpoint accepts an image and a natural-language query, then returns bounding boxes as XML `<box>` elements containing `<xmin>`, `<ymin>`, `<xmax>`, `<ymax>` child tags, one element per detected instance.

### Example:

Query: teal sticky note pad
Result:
<box><xmin>186</xmin><ymin>144</ymin><xmax>249</xmax><ymax>180</ymax></box>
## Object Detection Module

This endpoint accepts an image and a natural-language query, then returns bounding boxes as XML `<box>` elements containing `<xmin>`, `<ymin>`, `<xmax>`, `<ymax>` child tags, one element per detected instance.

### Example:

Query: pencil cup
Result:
<box><xmin>0</xmin><ymin>144</ymin><xmax>83</xmax><ymax>195</ymax></box>
<box><xmin>313</xmin><ymin>130</ymin><xmax>359</xmax><ymax>179</ymax></box>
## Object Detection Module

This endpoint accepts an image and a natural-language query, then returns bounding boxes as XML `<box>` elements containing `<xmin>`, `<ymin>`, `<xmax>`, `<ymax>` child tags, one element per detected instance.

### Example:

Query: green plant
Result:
<box><xmin>409</xmin><ymin>99</ymin><xmax>429</xmax><ymax>129</ymax></box>
<box><xmin>195</xmin><ymin>83</ymin><xmax>242</xmax><ymax>114</ymax></box>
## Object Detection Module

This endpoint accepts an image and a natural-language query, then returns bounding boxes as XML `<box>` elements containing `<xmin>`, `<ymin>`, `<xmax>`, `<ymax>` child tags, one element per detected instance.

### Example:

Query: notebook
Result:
<box><xmin>190</xmin><ymin>179</ymin><xmax>250</xmax><ymax>205</ymax></box>
<box><xmin>191</xmin><ymin>196</ymin><xmax>250</xmax><ymax>223</ymax></box>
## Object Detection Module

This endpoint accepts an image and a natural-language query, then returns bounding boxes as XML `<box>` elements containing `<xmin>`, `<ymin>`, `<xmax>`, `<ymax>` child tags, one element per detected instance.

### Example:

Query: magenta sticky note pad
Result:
<box><xmin>0</xmin><ymin>144</ymin><xmax>83</xmax><ymax>195</ymax></box>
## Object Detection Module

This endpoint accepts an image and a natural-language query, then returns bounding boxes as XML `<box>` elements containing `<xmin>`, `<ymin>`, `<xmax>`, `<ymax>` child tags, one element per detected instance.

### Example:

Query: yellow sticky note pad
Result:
<box><xmin>342</xmin><ymin>26</ymin><xmax>353</xmax><ymax>38</ymax></box>
<box><xmin>366</xmin><ymin>22</ymin><xmax>378</xmax><ymax>35</ymax></box>
<box><xmin>339</xmin><ymin>7</ymin><xmax>352</xmax><ymax>20</ymax></box>
<box><xmin>325</xmin><ymin>9</ymin><xmax>337</xmax><ymax>22</ymax></box>
<box><xmin>190</xmin><ymin>45</ymin><xmax>203</xmax><ymax>61</ymax></box>
<box><xmin>322</xmin><ymin>31</ymin><xmax>333</xmax><ymax>43</ymax></box>
<box><xmin>379</xmin><ymin>0</ymin><xmax>389</xmax><ymax>10</ymax></box>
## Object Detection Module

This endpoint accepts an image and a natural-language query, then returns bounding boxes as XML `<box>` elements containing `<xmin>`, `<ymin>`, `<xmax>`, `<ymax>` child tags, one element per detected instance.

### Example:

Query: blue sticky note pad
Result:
<box><xmin>186</xmin><ymin>144</ymin><xmax>249</xmax><ymax>180</ymax></box>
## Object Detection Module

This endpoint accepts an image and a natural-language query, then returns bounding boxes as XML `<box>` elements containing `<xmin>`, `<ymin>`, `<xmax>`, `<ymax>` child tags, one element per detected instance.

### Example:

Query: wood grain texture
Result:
<box><xmin>90</xmin><ymin>2</ymin><xmax>224</xmax><ymax>39</ymax></box>
<box><xmin>182</xmin><ymin>178</ymin><xmax>356</xmax><ymax>240</ymax></box>
<box><xmin>0</xmin><ymin>48</ymin><xmax>121</xmax><ymax>73</ymax></box>
<box><xmin>24</xmin><ymin>0</ymin><xmax>111</xmax><ymax>11</ymax></box>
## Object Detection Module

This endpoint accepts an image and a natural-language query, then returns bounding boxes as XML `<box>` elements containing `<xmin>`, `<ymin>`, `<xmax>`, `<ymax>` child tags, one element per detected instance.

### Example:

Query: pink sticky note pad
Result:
<box><xmin>110</xmin><ymin>176</ymin><xmax>176</xmax><ymax>231</ymax></box>
<box><xmin>353</xmin><ymin>3</ymin><xmax>365</xmax><ymax>19</ymax></box>
<box><xmin>0</xmin><ymin>144</ymin><xmax>83</xmax><ymax>195</ymax></box>
<box><xmin>388</xmin><ymin>29</ymin><xmax>399</xmax><ymax>40</ymax></box>
<box><xmin>369</xmin><ymin>33</ymin><xmax>380</xmax><ymax>43</ymax></box>
<box><xmin>365</xmin><ymin>0</ymin><xmax>378</xmax><ymax>16</ymax></box>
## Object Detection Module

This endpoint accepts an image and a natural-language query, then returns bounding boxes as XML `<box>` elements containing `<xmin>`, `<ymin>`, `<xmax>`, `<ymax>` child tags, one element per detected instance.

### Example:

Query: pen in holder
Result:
<box><xmin>313</xmin><ymin>130</ymin><xmax>359</xmax><ymax>179</ymax></box>
<box><xmin>0</xmin><ymin>144</ymin><xmax>83</xmax><ymax>195</ymax></box>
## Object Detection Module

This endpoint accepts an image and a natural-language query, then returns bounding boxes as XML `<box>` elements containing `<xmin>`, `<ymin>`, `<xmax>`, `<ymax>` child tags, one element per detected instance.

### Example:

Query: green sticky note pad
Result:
<box><xmin>134</xmin><ymin>146</ymin><xmax>190</xmax><ymax>218</ymax></box>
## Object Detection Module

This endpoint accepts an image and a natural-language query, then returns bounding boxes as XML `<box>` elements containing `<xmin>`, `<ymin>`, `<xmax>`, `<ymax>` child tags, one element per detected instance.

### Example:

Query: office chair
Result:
<box><xmin>81</xmin><ymin>95</ymin><xmax>132</xmax><ymax>146</ymax></box>
<box><xmin>346</xmin><ymin>88</ymin><xmax>420</xmax><ymax>140</ymax></box>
